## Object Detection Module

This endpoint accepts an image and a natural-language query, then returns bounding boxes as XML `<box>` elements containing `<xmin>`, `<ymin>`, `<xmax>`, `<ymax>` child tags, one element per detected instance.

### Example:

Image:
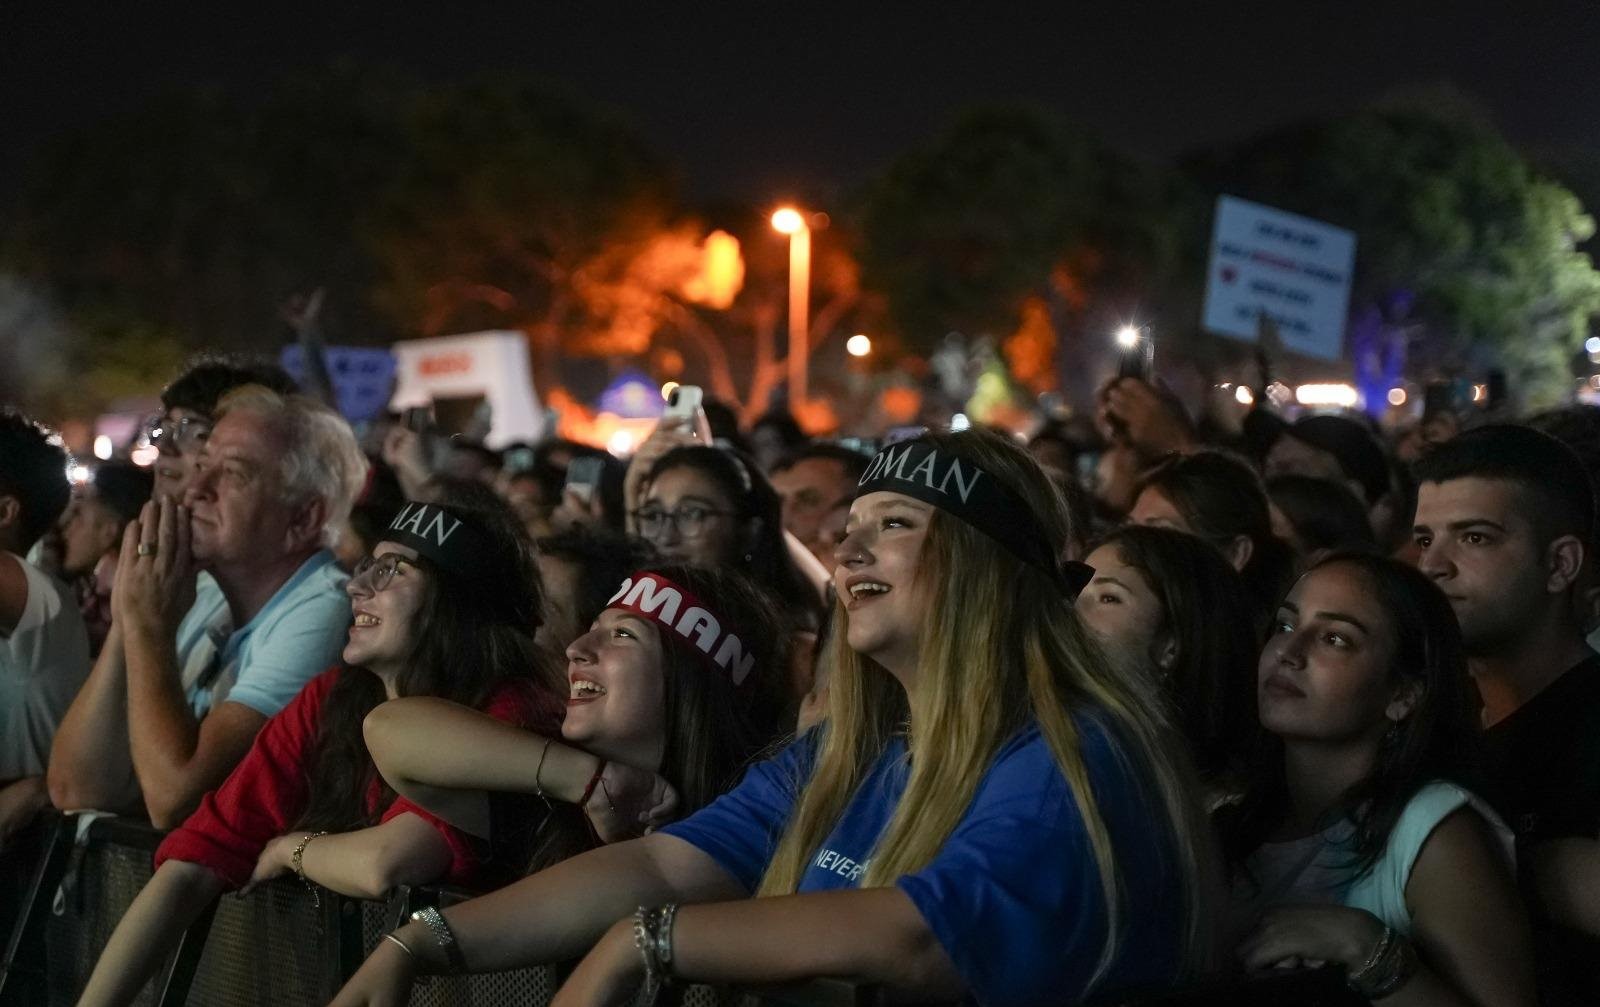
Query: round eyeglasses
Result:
<box><xmin>350</xmin><ymin>552</ymin><xmax>421</xmax><ymax>592</ymax></box>
<box><xmin>143</xmin><ymin>413</ymin><xmax>214</xmax><ymax>455</ymax></box>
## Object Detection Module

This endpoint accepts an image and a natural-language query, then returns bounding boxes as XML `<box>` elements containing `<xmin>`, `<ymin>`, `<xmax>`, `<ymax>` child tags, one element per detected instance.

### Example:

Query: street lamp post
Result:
<box><xmin>771</xmin><ymin>207</ymin><xmax>811</xmax><ymax>410</ymax></box>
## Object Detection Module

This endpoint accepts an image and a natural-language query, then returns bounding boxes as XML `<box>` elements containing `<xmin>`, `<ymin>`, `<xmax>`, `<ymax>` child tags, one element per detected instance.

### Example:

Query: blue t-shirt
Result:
<box><xmin>661</xmin><ymin>715</ymin><xmax>1184</xmax><ymax>1005</ymax></box>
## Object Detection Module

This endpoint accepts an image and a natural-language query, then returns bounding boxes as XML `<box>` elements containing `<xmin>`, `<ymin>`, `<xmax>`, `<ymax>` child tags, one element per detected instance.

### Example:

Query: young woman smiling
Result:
<box><xmin>360</xmin><ymin>562</ymin><xmax>795</xmax><ymax>862</ymax></box>
<box><xmin>329</xmin><ymin>429</ymin><xmax>1217</xmax><ymax>1007</ymax></box>
<box><xmin>635</xmin><ymin>445</ymin><xmax>823</xmax><ymax>622</ymax></box>
<box><xmin>75</xmin><ymin>486</ymin><xmax>562</xmax><ymax>1007</ymax></box>
<box><xmin>1221</xmin><ymin>552</ymin><xmax>1535</xmax><ymax>1005</ymax></box>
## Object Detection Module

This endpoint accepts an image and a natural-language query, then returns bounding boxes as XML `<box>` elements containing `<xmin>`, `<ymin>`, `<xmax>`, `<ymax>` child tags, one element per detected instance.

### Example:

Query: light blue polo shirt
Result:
<box><xmin>175</xmin><ymin>552</ymin><xmax>350</xmax><ymax>719</ymax></box>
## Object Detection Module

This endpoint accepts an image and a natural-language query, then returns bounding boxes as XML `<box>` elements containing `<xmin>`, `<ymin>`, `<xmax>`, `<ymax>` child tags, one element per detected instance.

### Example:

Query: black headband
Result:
<box><xmin>385</xmin><ymin>501</ymin><xmax>498</xmax><ymax>574</ymax></box>
<box><xmin>855</xmin><ymin>439</ymin><xmax>1093</xmax><ymax>597</ymax></box>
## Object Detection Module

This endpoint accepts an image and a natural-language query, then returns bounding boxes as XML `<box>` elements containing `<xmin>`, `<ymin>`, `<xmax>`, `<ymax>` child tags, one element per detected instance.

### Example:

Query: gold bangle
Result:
<box><xmin>290</xmin><ymin>830</ymin><xmax>329</xmax><ymax>908</ymax></box>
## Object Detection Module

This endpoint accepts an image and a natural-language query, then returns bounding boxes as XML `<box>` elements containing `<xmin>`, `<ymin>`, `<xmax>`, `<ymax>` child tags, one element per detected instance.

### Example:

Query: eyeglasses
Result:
<box><xmin>144</xmin><ymin>414</ymin><xmax>213</xmax><ymax>454</ymax></box>
<box><xmin>632</xmin><ymin>504</ymin><xmax>734</xmax><ymax>539</ymax></box>
<box><xmin>350</xmin><ymin>552</ymin><xmax>420</xmax><ymax>592</ymax></box>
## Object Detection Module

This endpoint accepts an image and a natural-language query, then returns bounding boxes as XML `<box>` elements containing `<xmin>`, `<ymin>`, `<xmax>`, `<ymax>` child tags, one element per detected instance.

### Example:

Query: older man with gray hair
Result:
<box><xmin>50</xmin><ymin>386</ymin><xmax>367</xmax><ymax>827</ymax></box>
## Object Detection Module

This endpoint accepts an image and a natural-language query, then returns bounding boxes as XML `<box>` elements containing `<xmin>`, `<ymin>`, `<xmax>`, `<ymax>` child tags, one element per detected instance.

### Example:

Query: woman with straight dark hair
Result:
<box><xmin>76</xmin><ymin>483</ymin><xmax>567</xmax><ymax>1006</ymax></box>
<box><xmin>1128</xmin><ymin>449</ymin><xmax>1295</xmax><ymax>627</ymax></box>
<box><xmin>1077</xmin><ymin>525</ymin><xmax>1261</xmax><ymax>804</ymax></box>
<box><xmin>1221</xmin><ymin>552</ymin><xmax>1534</xmax><ymax>1004</ymax></box>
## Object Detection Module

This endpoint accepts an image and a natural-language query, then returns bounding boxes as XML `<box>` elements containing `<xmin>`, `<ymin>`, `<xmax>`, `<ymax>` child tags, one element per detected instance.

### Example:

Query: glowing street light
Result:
<box><xmin>1115</xmin><ymin>325</ymin><xmax>1141</xmax><ymax>348</ymax></box>
<box><xmin>1388</xmin><ymin>387</ymin><xmax>1408</xmax><ymax>406</ymax></box>
<box><xmin>846</xmin><ymin>334</ymin><xmax>872</xmax><ymax>357</ymax></box>
<box><xmin>770</xmin><ymin>208</ymin><xmax>806</xmax><ymax>235</ymax></box>
<box><xmin>771</xmin><ymin>207</ymin><xmax>813</xmax><ymax>408</ymax></box>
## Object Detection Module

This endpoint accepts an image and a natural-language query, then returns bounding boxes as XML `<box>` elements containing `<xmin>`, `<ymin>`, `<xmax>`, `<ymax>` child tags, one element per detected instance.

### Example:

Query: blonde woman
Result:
<box><xmin>330</xmin><ymin>429</ymin><xmax>1217</xmax><ymax>1007</ymax></box>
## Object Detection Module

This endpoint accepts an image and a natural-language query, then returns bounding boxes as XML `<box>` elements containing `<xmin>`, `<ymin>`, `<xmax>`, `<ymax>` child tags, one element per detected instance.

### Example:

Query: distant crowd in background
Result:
<box><xmin>2</xmin><ymin>351</ymin><xmax>1599</xmax><ymax>1006</ymax></box>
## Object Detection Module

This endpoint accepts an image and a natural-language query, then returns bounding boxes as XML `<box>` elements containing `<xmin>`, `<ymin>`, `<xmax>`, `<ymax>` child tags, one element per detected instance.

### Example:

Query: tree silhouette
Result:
<box><xmin>1185</xmin><ymin>93</ymin><xmax>1600</xmax><ymax>405</ymax></box>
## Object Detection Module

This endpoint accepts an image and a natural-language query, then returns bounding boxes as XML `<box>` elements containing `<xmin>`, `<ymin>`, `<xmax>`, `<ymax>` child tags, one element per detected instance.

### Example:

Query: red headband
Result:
<box><xmin>605</xmin><ymin>572</ymin><xmax>756</xmax><ymax>685</ymax></box>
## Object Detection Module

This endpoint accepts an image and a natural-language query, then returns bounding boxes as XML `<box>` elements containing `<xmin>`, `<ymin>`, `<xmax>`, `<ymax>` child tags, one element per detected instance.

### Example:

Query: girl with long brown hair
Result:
<box><xmin>330</xmin><ymin>428</ymin><xmax>1218</xmax><ymax>1007</ymax></box>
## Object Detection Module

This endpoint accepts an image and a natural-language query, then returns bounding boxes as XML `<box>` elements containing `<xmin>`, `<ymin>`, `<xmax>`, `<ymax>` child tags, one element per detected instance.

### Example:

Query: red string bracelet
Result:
<box><xmin>580</xmin><ymin>758</ymin><xmax>608</xmax><ymax>806</ymax></box>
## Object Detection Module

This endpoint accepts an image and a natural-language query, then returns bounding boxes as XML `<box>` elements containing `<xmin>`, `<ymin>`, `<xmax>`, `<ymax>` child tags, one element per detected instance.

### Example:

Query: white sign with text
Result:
<box><xmin>1201</xmin><ymin>195</ymin><xmax>1356</xmax><ymax>361</ymax></box>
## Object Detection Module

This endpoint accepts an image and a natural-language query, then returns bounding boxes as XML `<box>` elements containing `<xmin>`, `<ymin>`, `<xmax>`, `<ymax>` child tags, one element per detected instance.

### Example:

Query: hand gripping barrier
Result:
<box><xmin>1</xmin><ymin>811</ymin><xmax>1362</xmax><ymax>1006</ymax></box>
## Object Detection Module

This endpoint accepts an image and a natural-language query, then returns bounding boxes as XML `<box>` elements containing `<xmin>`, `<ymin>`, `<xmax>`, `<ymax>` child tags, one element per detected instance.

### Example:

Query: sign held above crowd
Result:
<box><xmin>1201</xmin><ymin>195</ymin><xmax>1357</xmax><ymax>362</ymax></box>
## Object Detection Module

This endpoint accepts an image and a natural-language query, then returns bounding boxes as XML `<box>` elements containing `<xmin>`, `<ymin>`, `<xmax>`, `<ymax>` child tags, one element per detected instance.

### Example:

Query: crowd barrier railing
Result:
<box><xmin>2</xmin><ymin>811</ymin><xmax>1362</xmax><ymax>1006</ymax></box>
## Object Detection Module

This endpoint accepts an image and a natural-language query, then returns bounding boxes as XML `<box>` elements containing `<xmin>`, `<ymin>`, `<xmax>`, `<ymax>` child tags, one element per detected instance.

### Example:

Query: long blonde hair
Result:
<box><xmin>756</xmin><ymin>429</ymin><xmax>1219</xmax><ymax>990</ymax></box>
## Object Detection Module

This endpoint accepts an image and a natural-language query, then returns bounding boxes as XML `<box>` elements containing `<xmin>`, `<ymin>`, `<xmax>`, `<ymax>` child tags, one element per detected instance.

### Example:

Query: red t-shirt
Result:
<box><xmin>155</xmin><ymin>667</ymin><xmax>562</xmax><ymax>890</ymax></box>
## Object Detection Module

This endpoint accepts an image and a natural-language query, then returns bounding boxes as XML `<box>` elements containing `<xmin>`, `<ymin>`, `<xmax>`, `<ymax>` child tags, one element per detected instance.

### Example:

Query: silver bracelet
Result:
<box><xmin>634</xmin><ymin>906</ymin><xmax>664</xmax><ymax>1000</ymax></box>
<box><xmin>410</xmin><ymin>906</ymin><xmax>467</xmax><ymax>975</ymax></box>
<box><xmin>383</xmin><ymin>930</ymin><xmax>435</xmax><ymax>986</ymax></box>
<box><xmin>383</xmin><ymin>932</ymin><xmax>416</xmax><ymax>961</ymax></box>
<box><xmin>654</xmin><ymin>903</ymin><xmax>678</xmax><ymax>972</ymax></box>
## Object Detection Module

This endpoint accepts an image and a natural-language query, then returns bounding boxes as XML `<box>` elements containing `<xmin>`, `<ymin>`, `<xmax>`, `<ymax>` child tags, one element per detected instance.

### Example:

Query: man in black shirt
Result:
<box><xmin>1413</xmin><ymin>424</ymin><xmax>1600</xmax><ymax>1002</ymax></box>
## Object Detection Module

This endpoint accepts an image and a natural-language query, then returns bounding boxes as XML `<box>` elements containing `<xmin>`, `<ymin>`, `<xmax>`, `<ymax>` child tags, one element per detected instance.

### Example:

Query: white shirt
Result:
<box><xmin>0</xmin><ymin>552</ymin><xmax>92</xmax><ymax>779</ymax></box>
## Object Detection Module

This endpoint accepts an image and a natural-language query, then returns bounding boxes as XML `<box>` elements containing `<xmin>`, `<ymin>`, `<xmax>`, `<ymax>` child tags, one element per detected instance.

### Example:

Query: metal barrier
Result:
<box><xmin>0</xmin><ymin>814</ymin><xmax>574</xmax><ymax>1007</ymax></box>
<box><xmin>1</xmin><ymin>811</ymin><xmax>1359</xmax><ymax>1007</ymax></box>
<box><xmin>0</xmin><ymin>814</ymin><xmax>856</xmax><ymax>1007</ymax></box>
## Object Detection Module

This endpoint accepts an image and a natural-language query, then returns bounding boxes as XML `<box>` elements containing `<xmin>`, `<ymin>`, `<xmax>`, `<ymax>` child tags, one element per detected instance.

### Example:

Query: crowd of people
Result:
<box><xmin>1</xmin><ymin>353</ymin><xmax>1598</xmax><ymax>1006</ymax></box>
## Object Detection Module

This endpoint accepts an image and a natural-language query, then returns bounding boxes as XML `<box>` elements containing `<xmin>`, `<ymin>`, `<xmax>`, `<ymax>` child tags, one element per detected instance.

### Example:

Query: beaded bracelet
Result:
<box><xmin>290</xmin><ymin>831</ymin><xmax>328</xmax><ymax>908</ymax></box>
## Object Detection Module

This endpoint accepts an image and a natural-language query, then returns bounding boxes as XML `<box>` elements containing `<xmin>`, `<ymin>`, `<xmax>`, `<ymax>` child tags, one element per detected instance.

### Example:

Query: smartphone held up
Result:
<box><xmin>658</xmin><ymin>384</ymin><xmax>713</xmax><ymax>443</ymax></box>
<box><xmin>1114</xmin><ymin>325</ymin><xmax>1155</xmax><ymax>383</ymax></box>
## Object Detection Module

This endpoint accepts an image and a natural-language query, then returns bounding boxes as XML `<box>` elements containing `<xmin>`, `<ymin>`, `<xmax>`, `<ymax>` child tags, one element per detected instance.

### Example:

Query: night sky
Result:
<box><xmin>5</xmin><ymin>1</ymin><xmax>1600</xmax><ymax>205</ymax></box>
